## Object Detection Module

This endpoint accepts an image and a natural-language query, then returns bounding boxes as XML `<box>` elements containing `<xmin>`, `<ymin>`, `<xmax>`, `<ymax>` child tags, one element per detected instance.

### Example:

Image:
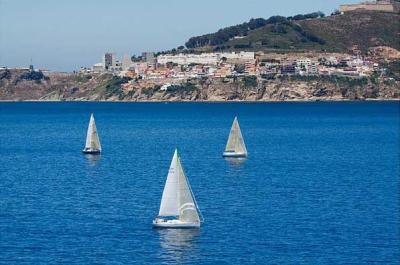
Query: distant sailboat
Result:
<box><xmin>82</xmin><ymin>113</ymin><xmax>102</xmax><ymax>154</ymax></box>
<box><xmin>153</xmin><ymin>149</ymin><xmax>202</xmax><ymax>228</ymax></box>
<box><xmin>222</xmin><ymin>117</ymin><xmax>248</xmax><ymax>158</ymax></box>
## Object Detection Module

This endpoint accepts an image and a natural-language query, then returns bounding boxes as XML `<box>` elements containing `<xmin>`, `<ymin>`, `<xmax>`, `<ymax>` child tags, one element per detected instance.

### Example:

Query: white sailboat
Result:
<box><xmin>222</xmin><ymin>116</ymin><xmax>248</xmax><ymax>158</ymax></box>
<box><xmin>153</xmin><ymin>149</ymin><xmax>203</xmax><ymax>228</ymax></box>
<box><xmin>82</xmin><ymin>113</ymin><xmax>102</xmax><ymax>154</ymax></box>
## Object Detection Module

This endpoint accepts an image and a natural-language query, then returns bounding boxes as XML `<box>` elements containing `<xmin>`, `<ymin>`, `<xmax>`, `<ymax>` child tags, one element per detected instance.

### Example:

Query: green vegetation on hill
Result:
<box><xmin>184</xmin><ymin>11</ymin><xmax>400</xmax><ymax>53</ymax></box>
<box><xmin>93</xmin><ymin>76</ymin><xmax>131</xmax><ymax>99</ymax></box>
<box><xmin>384</xmin><ymin>61</ymin><xmax>400</xmax><ymax>80</ymax></box>
<box><xmin>185</xmin><ymin>12</ymin><xmax>325</xmax><ymax>49</ymax></box>
<box><xmin>299</xmin><ymin>11</ymin><xmax>400</xmax><ymax>52</ymax></box>
<box><xmin>243</xmin><ymin>76</ymin><xmax>257</xmax><ymax>88</ymax></box>
<box><xmin>0</xmin><ymin>69</ymin><xmax>11</xmax><ymax>80</ymax></box>
<box><xmin>166</xmin><ymin>82</ymin><xmax>198</xmax><ymax>93</ymax></box>
<box><xmin>18</xmin><ymin>70</ymin><xmax>48</xmax><ymax>82</ymax></box>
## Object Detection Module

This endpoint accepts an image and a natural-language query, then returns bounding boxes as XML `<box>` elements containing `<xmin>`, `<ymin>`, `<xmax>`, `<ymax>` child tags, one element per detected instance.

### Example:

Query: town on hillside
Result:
<box><xmin>68</xmin><ymin>0</ymin><xmax>398</xmax><ymax>91</ymax></box>
<box><xmin>79</xmin><ymin>49</ymin><xmax>392</xmax><ymax>91</ymax></box>
<box><xmin>2</xmin><ymin>0</ymin><xmax>399</xmax><ymax>94</ymax></box>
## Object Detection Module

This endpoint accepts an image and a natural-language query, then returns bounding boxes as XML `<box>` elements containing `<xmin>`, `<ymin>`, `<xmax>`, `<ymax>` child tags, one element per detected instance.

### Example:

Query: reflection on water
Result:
<box><xmin>156</xmin><ymin>228</ymin><xmax>200</xmax><ymax>264</ymax></box>
<box><xmin>84</xmin><ymin>154</ymin><xmax>101</xmax><ymax>166</ymax></box>
<box><xmin>225</xmin><ymin>157</ymin><xmax>247</xmax><ymax>167</ymax></box>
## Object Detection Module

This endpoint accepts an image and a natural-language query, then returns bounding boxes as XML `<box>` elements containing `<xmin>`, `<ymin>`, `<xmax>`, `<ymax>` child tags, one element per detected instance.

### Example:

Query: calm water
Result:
<box><xmin>0</xmin><ymin>102</ymin><xmax>399</xmax><ymax>264</ymax></box>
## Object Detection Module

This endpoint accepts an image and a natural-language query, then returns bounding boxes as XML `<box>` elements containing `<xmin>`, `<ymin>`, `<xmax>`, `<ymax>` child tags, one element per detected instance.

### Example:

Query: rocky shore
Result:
<box><xmin>0</xmin><ymin>69</ymin><xmax>399</xmax><ymax>102</ymax></box>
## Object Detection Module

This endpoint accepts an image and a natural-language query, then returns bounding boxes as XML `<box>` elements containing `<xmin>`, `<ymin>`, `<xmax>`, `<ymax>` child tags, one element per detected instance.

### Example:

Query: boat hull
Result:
<box><xmin>152</xmin><ymin>219</ymin><xmax>200</xmax><ymax>228</ymax></box>
<box><xmin>82</xmin><ymin>149</ymin><xmax>101</xmax><ymax>154</ymax></box>
<box><xmin>222</xmin><ymin>151</ymin><xmax>247</xmax><ymax>158</ymax></box>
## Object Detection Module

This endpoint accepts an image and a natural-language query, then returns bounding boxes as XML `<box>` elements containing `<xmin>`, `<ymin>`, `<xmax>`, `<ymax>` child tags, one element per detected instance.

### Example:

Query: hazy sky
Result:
<box><xmin>0</xmin><ymin>0</ymin><xmax>360</xmax><ymax>71</ymax></box>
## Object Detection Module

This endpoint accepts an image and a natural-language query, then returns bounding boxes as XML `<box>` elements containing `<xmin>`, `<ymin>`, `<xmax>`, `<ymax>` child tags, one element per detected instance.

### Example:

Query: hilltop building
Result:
<box><xmin>281</xmin><ymin>62</ymin><xmax>297</xmax><ymax>75</ymax></box>
<box><xmin>103</xmin><ymin>53</ymin><xmax>116</xmax><ymax>70</ymax></box>
<box><xmin>339</xmin><ymin>0</ymin><xmax>395</xmax><ymax>13</ymax></box>
<box><xmin>92</xmin><ymin>63</ymin><xmax>104</xmax><ymax>72</ymax></box>
<box><xmin>157</xmin><ymin>52</ymin><xmax>255</xmax><ymax>66</ymax></box>
<box><xmin>157</xmin><ymin>53</ymin><xmax>220</xmax><ymax>65</ymax></box>
<box><xmin>142</xmin><ymin>52</ymin><xmax>156</xmax><ymax>66</ymax></box>
<box><xmin>122</xmin><ymin>54</ymin><xmax>133</xmax><ymax>71</ymax></box>
<box><xmin>296</xmin><ymin>59</ymin><xmax>318</xmax><ymax>75</ymax></box>
<box><xmin>108</xmin><ymin>60</ymin><xmax>123</xmax><ymax>72</ymax></box>
<box><xmin>92</xmin><ymin>53</ymin><xmax>122</xmax><ymax>72</ymax></box>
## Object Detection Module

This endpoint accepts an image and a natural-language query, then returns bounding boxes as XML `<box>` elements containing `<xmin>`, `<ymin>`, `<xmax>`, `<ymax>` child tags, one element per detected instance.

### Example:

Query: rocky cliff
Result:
<box><xmin>0</xmin><ymin>69</ymin><xmax>398</xmax><ymax>102</ymax></box>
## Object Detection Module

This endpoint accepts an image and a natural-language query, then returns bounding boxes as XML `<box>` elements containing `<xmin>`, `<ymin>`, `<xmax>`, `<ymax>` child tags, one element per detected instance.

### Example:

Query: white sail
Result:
<box><xmin>85</xmin><ymin>114</ymin><xmax>101</xmax><ymax>151</ymax></box>
<box><xmin>159</xmin><ymin>150</ymin><xmax>180</xmax><ymax>216</ymax></box>
<box><xmin>224</xmin><ymin>117</ymin><xmax>247</xmax><ymax>155</ymax></box>
<box><xmin>177</xmin><ymin>155</ymin><xmax>200</xmax><ymax>223</ymax></box>
<box><xmin>158</xmin><ymin>149</ymin><xmax>200</xmax><ymax>223</ymax></box>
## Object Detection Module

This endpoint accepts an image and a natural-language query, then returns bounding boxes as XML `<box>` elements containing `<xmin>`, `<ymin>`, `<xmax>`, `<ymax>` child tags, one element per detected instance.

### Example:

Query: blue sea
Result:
<box><xmin>0</xmin><ymin>102</ymin><xmax>399</xmax><ymax>264</ymax></box>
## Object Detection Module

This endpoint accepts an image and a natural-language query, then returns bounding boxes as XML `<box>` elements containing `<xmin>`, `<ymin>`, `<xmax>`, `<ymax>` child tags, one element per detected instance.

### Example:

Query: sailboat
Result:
<box><xmin>82</xmin><ymin>113</ymin><xmax>102</xmax><ymax>154</ymax></box>
<box><xmin>153</xmin><ymin>149</ymin><xmax>203</xmax><ymax>228</ymax></box>
<box><xmin>222</xmin><ymin>116</ymin><xmax>248</xmax><ymax>158</ymax></box>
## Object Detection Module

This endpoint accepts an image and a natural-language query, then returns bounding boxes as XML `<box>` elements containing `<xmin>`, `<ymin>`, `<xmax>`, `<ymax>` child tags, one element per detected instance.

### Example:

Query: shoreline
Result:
<box><xmin>0</xmin><ymin>98</ymin><xmax>399</xmax><ymax>103</ymax></box>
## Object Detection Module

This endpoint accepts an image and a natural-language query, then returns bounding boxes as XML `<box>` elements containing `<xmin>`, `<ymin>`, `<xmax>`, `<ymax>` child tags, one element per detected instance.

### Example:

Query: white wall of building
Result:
<box><xmin>157</xmin><ymin>52</ymin><xmax>255</xmax><ymax>66</ymax></box>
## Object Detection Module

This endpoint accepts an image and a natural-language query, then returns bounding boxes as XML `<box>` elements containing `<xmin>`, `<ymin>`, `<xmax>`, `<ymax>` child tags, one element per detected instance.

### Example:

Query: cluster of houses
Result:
<box><xmin>77</xmin><ymin>0</ymin><xmax>397</xmax><ymax>83</ymax></box>
<box><xmin>81</xmin><ymin>51</ymin><xmax>382</xmax><ymax>83</ymax></box>
<box><xmin>258</xmin><ymin>55</ymin><xmax>380</xmax><ymax>78</ymax></box>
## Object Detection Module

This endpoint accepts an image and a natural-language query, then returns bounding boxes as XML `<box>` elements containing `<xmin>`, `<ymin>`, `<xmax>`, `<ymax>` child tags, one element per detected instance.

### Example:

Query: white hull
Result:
<box><xmin>222</xmin><ymin>151</ymin><xmax>247</xmax><ymax>158</ymax></box>
<box><xmin>82</xmin><ymin>148</ymin><xmax>101</xmax><ymax>154</ymax></box>
<box><xmin>153</xmin><ymin>218</ymin><xmax>200</xmax><ymax>228</ymax></box>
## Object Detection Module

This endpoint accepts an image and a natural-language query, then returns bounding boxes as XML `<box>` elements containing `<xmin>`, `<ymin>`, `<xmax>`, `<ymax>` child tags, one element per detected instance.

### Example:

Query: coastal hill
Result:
<box><xmin>1</xmin><ymin>9</ymin><xmax>399</xmax><ymax>102</ymax></box>
<box><xmin>1</xmin><ymin>68</ymin><xmax>398</xmax><ymax>101</ymax></box>
<box><xmin>184</xmin><ymin>10</ymin><xmax>400</xmax><ymax>53</ymax></box>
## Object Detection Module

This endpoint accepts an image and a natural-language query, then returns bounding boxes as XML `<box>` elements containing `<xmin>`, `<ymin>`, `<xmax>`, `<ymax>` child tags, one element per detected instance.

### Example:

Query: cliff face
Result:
<box><xmin>0</xmin><ymin>69</ymin><xmax>399</xmax><ymax>102</ymax></box>
<box><xmin>0</xmin><ymin>70</ymin><xmax>113</xmax><ymax>101</ymax></box>
<box><xmin>129</xmin><ymin>77</ymin><xmax>399</xmax><ymax>101</ymax></box>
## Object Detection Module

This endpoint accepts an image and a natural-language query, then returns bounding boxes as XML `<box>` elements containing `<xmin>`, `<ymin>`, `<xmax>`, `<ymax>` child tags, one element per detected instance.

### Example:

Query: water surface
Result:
<box><xmin>0</xmin><ymin>102</ymin><xmax>399</xmax><ymax>264</ymax></box>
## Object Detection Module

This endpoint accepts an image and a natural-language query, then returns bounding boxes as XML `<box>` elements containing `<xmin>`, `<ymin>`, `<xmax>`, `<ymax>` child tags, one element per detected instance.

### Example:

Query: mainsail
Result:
<box><xmin>159</xmin><ymin>151</ymin><xmax>179</xmax><ymax>216</ymax></box>
<box><xmin>158</xmin><ymin>150</ymin><xmax>200</xmax><ymax>223</ymax></box>
<box><xmin>85</xmin><ymin>114</ymin><xmax>101</xmax><ymax>151</ymax></box>
<box><xmin>224</xmin><ymin>117</ymin><xmax>247</xmax><ymax>155</ymax></box>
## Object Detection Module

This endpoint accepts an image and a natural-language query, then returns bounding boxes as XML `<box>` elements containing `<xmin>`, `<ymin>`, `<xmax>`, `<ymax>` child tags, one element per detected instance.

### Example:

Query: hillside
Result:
<box><xmin>0</xmin><ymin>70</ymin><xmax>115</xmax><ymax>101</ymax></box>
<box><xmin>185</xmin><ymin>11</ymin><xmax>400</xmax><ymax>53</ymax></box>
<box><xmin>1</xmin><ymin>69</ymin><xmax>399</xmax><ymax>101</ymax></box>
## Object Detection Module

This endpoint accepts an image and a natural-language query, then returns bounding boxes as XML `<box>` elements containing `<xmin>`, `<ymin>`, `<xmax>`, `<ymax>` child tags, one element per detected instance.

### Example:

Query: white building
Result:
<box><xmin>326</xmin><ymin>57</ymin><xmax>339</xmax><ymax>66</ymax></box>
<box><xmin>220</xmin><ymin>51</ymin><xmax>255</xmax><ymax>61</ymax></box>
<box><xmin>107</xmin><ymin>59</ymin><xmax>122</xmax><ymax>72</ymax></box>
<box><xmin>348</xmin><ymin>57</ymin><xmax>364</xmax><ymax>67</ymax></box>
<box><xmin>122</xmin><ymin>54</ymin><xmax>133</xmax><ymax>71</ymax></box>
<box><xmin>92</xmin><ymin>53</ymin><xmax>124</xmax><ymax>73</ymax></box>
<box><xmin>296</xmin><ymin>58</ymin><xmax>312</xmax><ymax>69</ymax></box>
<box><xmin>296</xmin><ymin>58</ymin><xmax>318</xmax><ymax>75</ymax></box>
<box><xmin>157</xmin><ymin>53</ymin><xmax>220</xmax><ymax>65</ymax></box>
<box><xmin>157</xmin><ymin>52</ymin><xmax>255</xmax><ymax>66</ymax></box>
<box><xmin>92</xmin><ymin>63</ymin><xmax>104</xmax><ymax>72</ymax></box>
<box><xmin>160</xmin><ymin>83</ymin><xmax>172</xmax><ymax>91</ymax></box>
<box><xmin>309</xmin><ymin>63</ymin><xmax>318</xmax><ymax>75</ymax></box>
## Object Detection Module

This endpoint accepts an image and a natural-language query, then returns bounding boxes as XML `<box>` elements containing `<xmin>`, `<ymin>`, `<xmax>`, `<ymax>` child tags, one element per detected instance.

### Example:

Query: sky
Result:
<box><xmin>0</xmin><ymin>0</ymin><xmax>360</xmax><ymax>71</ymax></box>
